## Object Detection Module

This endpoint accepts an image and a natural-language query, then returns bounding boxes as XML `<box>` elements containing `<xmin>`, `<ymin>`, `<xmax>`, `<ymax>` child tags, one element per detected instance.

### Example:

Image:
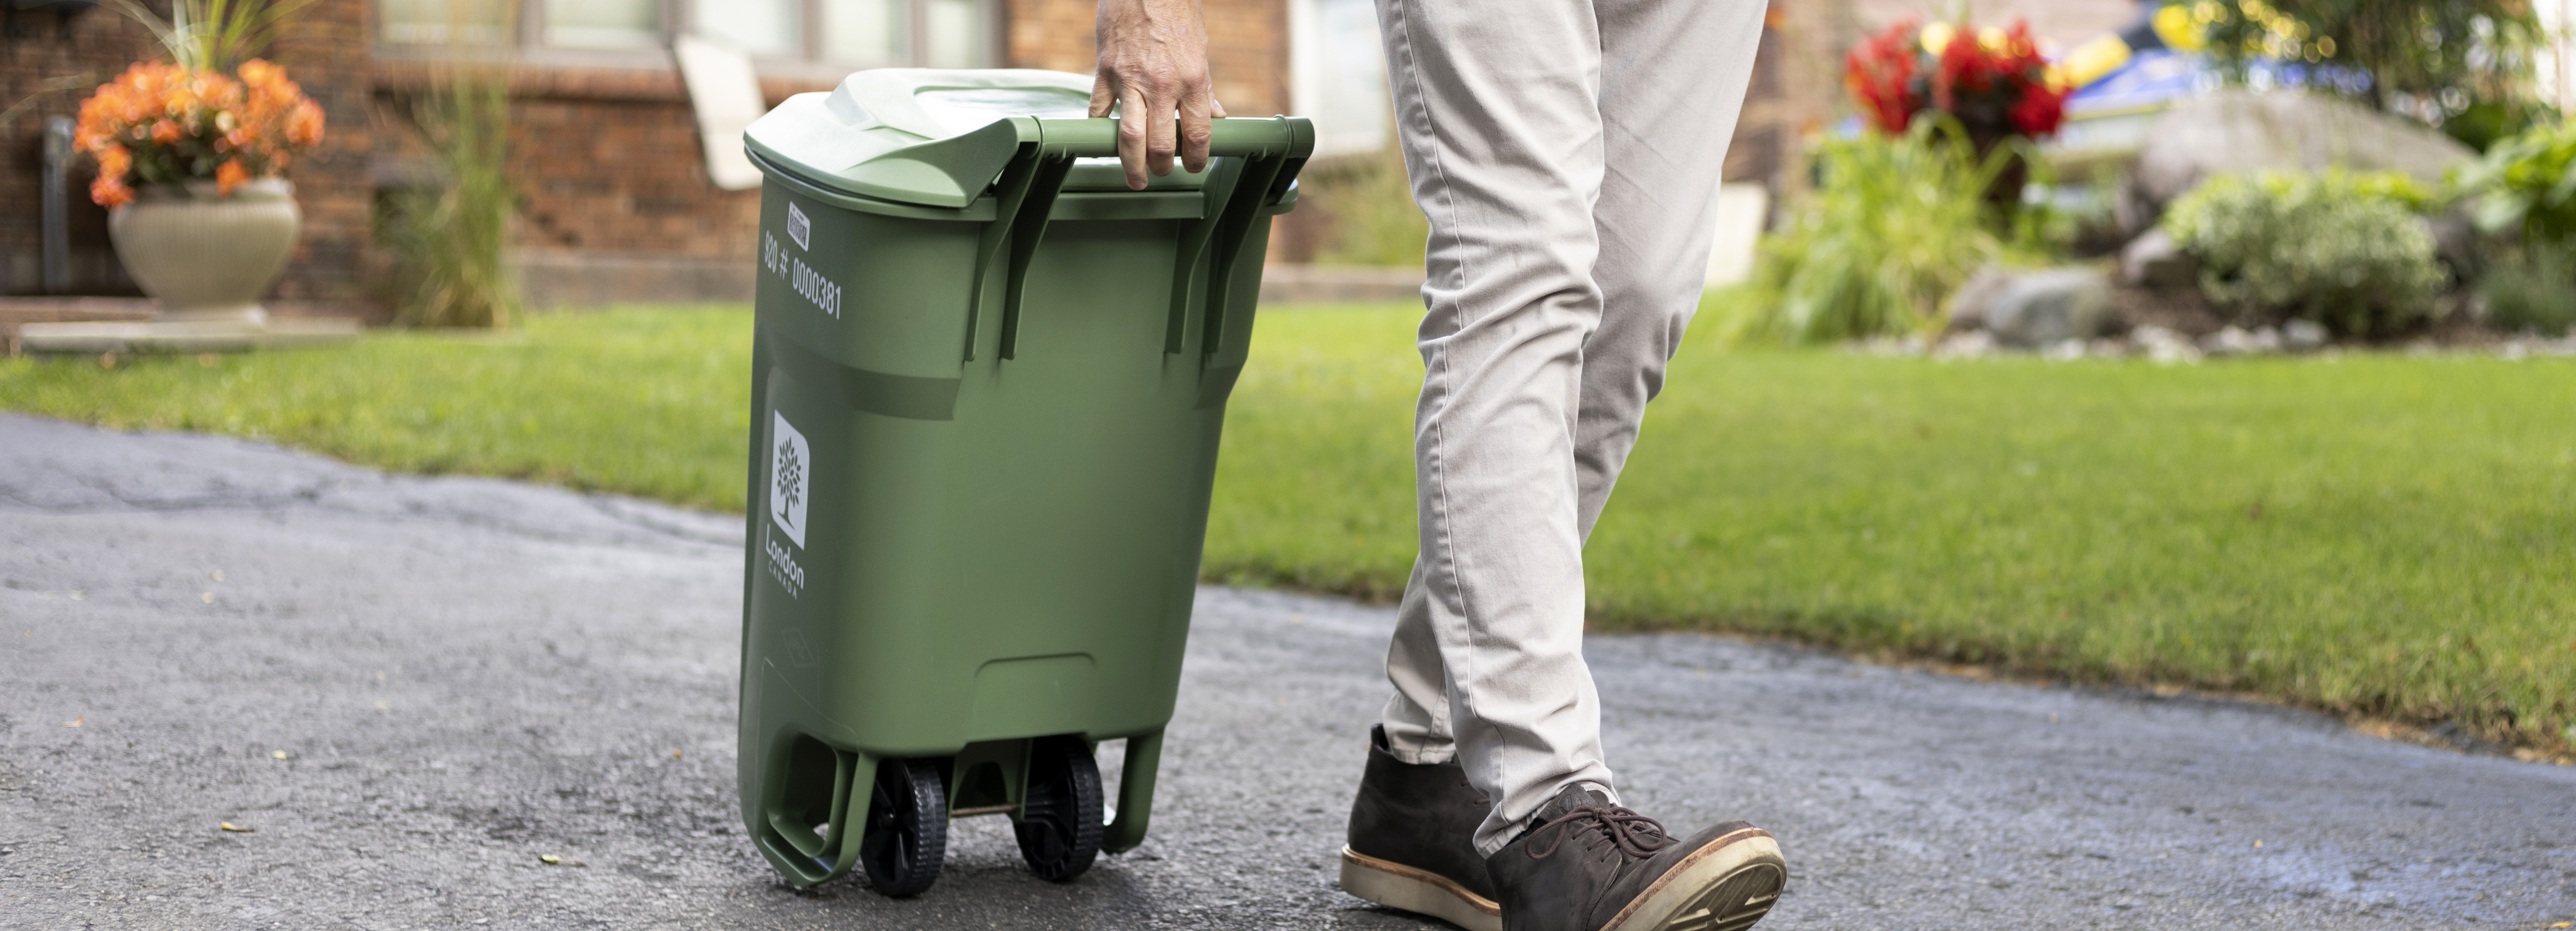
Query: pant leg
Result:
<box><xmin>1370</xmin><ymin>0</ymin><xmax>1610</xmax><ymax>856</ymax></box>
<box><xmin>1372</xmin><ymin>0</ymin><xmax>1766</xmax><ymax>857</ymax></box>
<box><xmin>1576</xmin><ymin>0</ymin><xmax>1770</xmax><ymax>534</ymax></box>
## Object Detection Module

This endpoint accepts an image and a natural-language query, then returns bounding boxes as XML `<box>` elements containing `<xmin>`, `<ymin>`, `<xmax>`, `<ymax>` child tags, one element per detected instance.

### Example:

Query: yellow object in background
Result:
<box><xmin>2055</xmin><ymin>34</ymin><xmax>2135</xmax><ymax>90</ymax></box>
<box><xmin>1920</xmin><ymin>21</ymin><xmax>1956</xmax><ymax>55</ymax></box>
<box><xmin>2155</xmin><ymin>4</ymin><xmax>2209</xmax><ymax>51</ymax></box>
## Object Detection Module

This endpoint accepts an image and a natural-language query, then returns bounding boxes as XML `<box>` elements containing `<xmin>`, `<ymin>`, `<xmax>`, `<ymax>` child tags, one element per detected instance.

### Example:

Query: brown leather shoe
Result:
<box><xmin>1485</xmin><ymin>786</ymin><xmax>1784</xmax><ymax>931</ymax></box>
<box><xmin>1338</xmin><ymin>726</ymin><xmax>1503</xmax><ymax>931</ymax></box>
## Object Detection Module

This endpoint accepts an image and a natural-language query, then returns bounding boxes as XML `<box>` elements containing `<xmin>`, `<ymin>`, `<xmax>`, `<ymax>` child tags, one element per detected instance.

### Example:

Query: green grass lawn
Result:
<box><xmin>4</xmin><ymin>304</ymin><xmax>2570</xmax><ymax>756</ymax></box>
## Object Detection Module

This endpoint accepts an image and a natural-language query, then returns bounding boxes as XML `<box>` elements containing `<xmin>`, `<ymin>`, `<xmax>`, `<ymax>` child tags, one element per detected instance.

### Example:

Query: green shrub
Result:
<box><xmin>2162</xmin><ymin>170</ymin><xmax>2446</xmax><ymax>337</ymax></box>
<box><xmin>1302</xmin><ymin>146</ymin><xmax>1430</xmax><ymax>269</ymax></box>
<box><xmin>2452</xmin><ymin>119</ymin><xmax>2576</xmax><ymax>243</ymax></box>
<box><xmin>380</xmin><ymin>62</ymin><xmax>517</xmax><ymax>329</ymax></box>
<box><xmin>1724</xmin><ymin>121</ymin><xmax>2046</xmax><ymax>345</ymax></box>
<box><xmin>2479</xmin><ymin>245</ymin><xmax>2576</xmax><ymax>337</ymax></box>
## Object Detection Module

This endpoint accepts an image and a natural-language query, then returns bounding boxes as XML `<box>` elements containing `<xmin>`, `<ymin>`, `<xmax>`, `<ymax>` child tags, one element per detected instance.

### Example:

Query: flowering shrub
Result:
<box><xmin>1723</xmin><ymin>122</ymin><xmax>2047</xmax><ymax>345</ymax></box>
<box><xmin>74</xmin><ymin>59</ymin><xmax>325</xmax><ymax>208</ymax></box>
<box><xmin>2163</xmin><ymin>171</ymin><xmax>2445</xmax><ymax>337</ymax></box>
<box><xmin>1845</xmin><ymin>19</ymin><xmax>2068</xmax><ymax>140</ymax></box>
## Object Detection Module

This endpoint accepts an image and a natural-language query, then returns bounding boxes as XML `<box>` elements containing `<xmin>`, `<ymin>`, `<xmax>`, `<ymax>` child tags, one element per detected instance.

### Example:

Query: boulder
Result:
<box><xmin>2420</xmin><ymin>212</ymin><xmax>2485</xmax><ymax>279</ymax></box>
<box><xmin>1951</xmin><ymin>267</ymin><xmax>2115</xmax><ymax>348</ymax></box>
<box><xmin>2119</xmin><ymin>228</ymin><xmax>2199</xmax><ymax>290</ymax></box>
<box><xmin>2283</xmin><ymin>318</ymin><xmax>2330</xmax><ymax>353</ymax></box>
<box><xmin>1943</xmin><ymin>267</ymin><xmax>2013</xmax><ymax>333</ymax></box>
<box><xmin>2117</xmin><ymin>90</ymin><xmax>2476</xmax><ymax>234</ymax></box>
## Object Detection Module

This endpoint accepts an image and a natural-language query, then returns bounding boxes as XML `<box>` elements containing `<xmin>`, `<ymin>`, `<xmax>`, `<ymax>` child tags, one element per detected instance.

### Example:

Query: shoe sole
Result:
<box><xmin>1339</xmin><ymin>845</ymin><xmax>1504</xmax><ymax>931</ymax></box>
<box><xmin>1599</xmin><ymin>827</ymin><xmax>1785</xmax><ymax>931</ymax></box>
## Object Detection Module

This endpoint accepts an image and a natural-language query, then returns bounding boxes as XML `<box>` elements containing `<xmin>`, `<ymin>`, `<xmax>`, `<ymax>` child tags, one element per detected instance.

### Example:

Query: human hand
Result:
<box><xmin>1091</xmin><ymin>0</ymin><xmax>1225</xmax><ymax>190</ymax></box>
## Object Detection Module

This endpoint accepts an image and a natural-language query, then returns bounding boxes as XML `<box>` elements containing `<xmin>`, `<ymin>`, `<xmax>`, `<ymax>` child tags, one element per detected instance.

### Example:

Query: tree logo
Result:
<box><xmin>769</xmin><ymin>411</ymin><xmax>810</xmax><ymax>547</ymax></box>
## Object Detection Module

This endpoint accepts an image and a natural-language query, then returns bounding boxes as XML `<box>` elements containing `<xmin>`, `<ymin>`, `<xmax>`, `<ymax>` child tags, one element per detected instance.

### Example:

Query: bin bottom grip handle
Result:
<box><xmin>755</xmin><ymin>744</ymin><xmax>875</xmax><ymax>888</ymax></box>
<box><xmin>1101</xmin><ymin>729</ymin><xmax>1164</xmax><ymax>854</ymax></box>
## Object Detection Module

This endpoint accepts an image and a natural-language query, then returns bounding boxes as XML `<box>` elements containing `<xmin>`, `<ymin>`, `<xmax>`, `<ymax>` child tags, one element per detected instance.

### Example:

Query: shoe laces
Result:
<box><xmin>1524</xmin><ymin>805</ymin><xmax>1672</xmax><ymax>860</ymax></box>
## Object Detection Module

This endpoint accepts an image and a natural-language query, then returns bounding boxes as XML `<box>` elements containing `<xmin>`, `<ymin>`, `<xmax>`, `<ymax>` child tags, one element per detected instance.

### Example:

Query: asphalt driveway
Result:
<box><xmin>3</xmin><ymin>413</ymin><xmax>2571</xmax><ymax>930</ymax></box>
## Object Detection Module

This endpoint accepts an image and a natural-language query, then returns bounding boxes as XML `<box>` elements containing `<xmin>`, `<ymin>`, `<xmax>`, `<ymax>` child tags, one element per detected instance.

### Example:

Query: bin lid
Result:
<box><xmin>746</xmin><ymin>68</ymin><xmax>1211</xmax><ymax>208</ymax></box>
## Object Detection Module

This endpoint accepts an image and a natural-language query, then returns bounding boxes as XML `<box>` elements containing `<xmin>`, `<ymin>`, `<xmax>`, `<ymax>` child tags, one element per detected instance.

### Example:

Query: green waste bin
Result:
<box><xmin>734</xmin><ymin>69</ymin><xmax>1313</xmax><ymax>894</ymax></box>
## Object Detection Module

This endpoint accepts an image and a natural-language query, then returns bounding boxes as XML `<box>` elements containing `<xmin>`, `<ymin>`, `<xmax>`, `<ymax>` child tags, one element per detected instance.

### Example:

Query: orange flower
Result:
<box><xmin>74</xmin><ymin>59</ymin><xmax>323</xmax><ymax>200</ymax></box>
<box><xmin>285</xmin><ymin>99</ymin><xmax>325</xmax><ymax>147</ymax></box>
<box><xmin>91</xmin><ymin>175</ymin><xmax>133</xmax><ymax>208</ymax></box>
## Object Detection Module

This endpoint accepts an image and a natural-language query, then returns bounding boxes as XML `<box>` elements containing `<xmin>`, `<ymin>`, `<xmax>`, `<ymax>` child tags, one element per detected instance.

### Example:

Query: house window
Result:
<box><xmin>380</xmin><ymin>0</ymin><xmax>515</xmax><ymax>46</ymax></box>
<box><xmin>695</xmin><ymin>0</ymin><xmax>799</xmax><ymax>57</ymax></box>
<box><xmin>546</xmin><ymin>0</ymin><xmax>663</xmax><ymax>49</ymax></box>
<box><xmin>379</xmin><ymin>0</ymin><xmax>993</xmax><ymax>69</ymax></box>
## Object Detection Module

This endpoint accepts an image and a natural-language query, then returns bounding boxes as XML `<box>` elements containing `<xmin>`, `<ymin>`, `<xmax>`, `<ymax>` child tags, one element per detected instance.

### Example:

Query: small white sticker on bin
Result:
<box><xmin>769</xmin><ymin>412</ymin><xmax>810</xmax><ymax>548</ymax></box>
<box><xmin>786</xmin><ymin>201</ymin><xmax>811</xmax><ymax>251</ymax></box>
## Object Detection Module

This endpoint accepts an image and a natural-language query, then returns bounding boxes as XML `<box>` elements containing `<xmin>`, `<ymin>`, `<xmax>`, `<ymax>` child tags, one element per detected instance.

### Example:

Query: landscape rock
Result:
<box><xmin>2119</xmin><ymin>228</ymin><xmax>2200</xmax><ymax>290</ymax></box>
<box><xmin>2130</xmin><ymin>325</ymin><xmax>2202</xmax><ymax>365</ymax></box>
<box><xmin>2420</xmin><ymin>212</ymin><xmax>2486</xmax><ymax>278</ymax></box>
<box><xmin>1951</xmin><ymin>267</ymin><xmax>2115</xmax><ymax>348</ymax></box>
<box><xmin>2200</xmin><ymin>325</ymin><xmax>2286</xmax><ymax>357</ymax></box>
<box><xmin>1933</xmin><ymin>329</ymin><xmax>1997</xmax><ymax>360</ymax></box>
<box><xmin>1943</xmin><ymin>267</ymin><xmax>2014</xmax><ymax>333</ymax></box>
<box><xmin>2283</xmin><ymin>318</ymin><xmax>2330</xmax><ymax>353</ymax></box>
<box><xmin>2117</xmin><ymin>90</ymin><xmax>2476</xmax><ymax>234</ymax></box>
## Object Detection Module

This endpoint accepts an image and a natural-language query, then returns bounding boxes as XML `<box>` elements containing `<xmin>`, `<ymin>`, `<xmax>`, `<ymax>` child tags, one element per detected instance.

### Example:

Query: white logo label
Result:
<box><xmin>769</xmin><ymin>411</ymin><xmax>810</xmax><ymax>548</ymax></box>
<box><xmin>786</xmin><ymin>201</ymin><xmax>811</xmax><ymax>251</ymax></box>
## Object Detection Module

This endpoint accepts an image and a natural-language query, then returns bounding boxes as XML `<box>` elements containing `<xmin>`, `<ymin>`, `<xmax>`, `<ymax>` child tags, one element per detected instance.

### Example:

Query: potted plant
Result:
<box><xmin>1845</xmin><ymin>18</ymin><xmax>2068</xmax><ymax>212</ymax></box>
<box><xmin>78</xmin><ymin>0</ymin><xmax>323</xmax><ymax>325</ymax></box>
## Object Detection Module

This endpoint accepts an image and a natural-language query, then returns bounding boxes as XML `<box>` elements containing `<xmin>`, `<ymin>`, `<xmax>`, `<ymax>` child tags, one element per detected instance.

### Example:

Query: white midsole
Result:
<box><xmin>1338</xmin><ymin>846</ymin><xmax>1504</xmax><ymax>931</ymax></box>
<box><xmin>1602</xmin><ymin>831</ymin><xmax>1785</xmax><ymax>931</ymax></box>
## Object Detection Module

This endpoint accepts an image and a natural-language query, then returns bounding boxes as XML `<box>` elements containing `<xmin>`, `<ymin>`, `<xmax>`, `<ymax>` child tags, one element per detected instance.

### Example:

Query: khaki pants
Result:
<box><xmin>1370</xmin><ymin>0</ymin><xmax>1769</xmax><ymax>856</ymax></box>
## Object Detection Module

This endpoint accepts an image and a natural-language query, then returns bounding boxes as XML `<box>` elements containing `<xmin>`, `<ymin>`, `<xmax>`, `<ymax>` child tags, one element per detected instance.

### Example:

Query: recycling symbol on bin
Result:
<box><xmin>769</xmin><ymin>412</ymin><xmax>810</xmax><ymax>547</ymax></box>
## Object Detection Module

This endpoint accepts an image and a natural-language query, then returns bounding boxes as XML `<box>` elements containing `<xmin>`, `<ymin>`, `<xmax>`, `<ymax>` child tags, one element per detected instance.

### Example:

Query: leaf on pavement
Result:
<box><xmin>219</xmin><ymin>822</ymin><xmax>254</xmax><ymax>833</ymax></box>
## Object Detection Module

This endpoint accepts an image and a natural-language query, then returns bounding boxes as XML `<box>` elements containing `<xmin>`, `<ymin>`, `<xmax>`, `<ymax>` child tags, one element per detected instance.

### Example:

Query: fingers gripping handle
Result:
<box><xmin>1031</xmin><ymin>116</ymin><xmax>1314</xmax><ymax>161</ymax></box>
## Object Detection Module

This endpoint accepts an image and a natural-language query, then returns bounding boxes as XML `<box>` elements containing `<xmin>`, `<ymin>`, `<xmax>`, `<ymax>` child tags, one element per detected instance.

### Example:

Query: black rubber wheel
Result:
<box><xmin>1015</xmin><ymin>736</ymin><xmax>1104</xmax><ymax>882</ymax></box>
<box><xmin>860</xmin><ymin>757</ymin><xmax>948</xmax><ymax>897</ymax></box>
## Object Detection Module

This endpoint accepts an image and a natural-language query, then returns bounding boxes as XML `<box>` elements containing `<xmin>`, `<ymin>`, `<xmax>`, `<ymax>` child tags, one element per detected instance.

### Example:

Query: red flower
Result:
<box><xmin>1851</xmin><ymin>18</ymin><xmax>2064</xmax><ymax>141</ymax></box>
<box><xmin>1845</xmin><ymin>20</ymin><xmax>1923</xmax><ymax>134</ymax></box>
<box><xmin>2008</xmin><ymin>83</ymin><xmax>2067</xmax><ymax>136</ymax></box>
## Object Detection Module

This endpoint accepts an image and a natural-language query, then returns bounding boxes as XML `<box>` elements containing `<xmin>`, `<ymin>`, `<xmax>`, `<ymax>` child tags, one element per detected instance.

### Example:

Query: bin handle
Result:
<box><xmin>964</xmin><ymin>117</ymin><xmax>1313</xmax><ymax>363</ymax></box>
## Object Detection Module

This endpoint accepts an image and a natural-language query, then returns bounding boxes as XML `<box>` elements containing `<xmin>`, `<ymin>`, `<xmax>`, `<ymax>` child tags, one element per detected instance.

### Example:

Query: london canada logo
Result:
<box><xmin>766</xmin><ymin>412</ymin><xmax>810</xmax><ymax>597</ymax></box>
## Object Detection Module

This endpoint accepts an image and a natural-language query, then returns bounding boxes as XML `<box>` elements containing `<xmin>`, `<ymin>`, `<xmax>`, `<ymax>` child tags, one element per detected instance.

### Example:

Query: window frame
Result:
<box><xmin>375</xmin><ymin>0</ymin><xmax>1005</xmax><ymax>78</ymax></box>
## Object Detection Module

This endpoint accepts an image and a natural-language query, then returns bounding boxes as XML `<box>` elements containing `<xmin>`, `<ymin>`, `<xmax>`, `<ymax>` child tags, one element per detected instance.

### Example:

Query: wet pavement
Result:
<box><xmin>3</xmin><ymin>412</ymin><xmax>2572</xmax><ymax>930</ymax></box>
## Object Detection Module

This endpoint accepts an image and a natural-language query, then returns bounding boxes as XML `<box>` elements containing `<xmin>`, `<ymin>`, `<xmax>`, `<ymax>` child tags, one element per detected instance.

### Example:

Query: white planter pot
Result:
<box><xmin>108</xmin><ymin>178</ymin><xmax>302</xmax><ymax>324</ymax></box>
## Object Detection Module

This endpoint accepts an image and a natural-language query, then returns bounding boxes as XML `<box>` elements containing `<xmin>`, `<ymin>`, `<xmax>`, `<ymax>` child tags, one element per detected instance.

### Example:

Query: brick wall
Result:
<box><xmin>268</xmin><ymin>0</ymin><xmax>379</xmax><ymax>305</ymax></box>
<box><xmin>1009</xmin><ymin>0</ymin><xmax>1288</xmax><ymax>116</ymax></box>
<box><xmin>0</xmin><ymin>7</ymin><xmax>159</xmax><ymax>296</ymax></box>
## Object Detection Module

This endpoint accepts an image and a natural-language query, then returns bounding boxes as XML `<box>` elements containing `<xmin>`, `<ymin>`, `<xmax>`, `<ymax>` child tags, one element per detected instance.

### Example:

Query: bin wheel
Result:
<box><xmin>1015</xmin><ymin>736</ymin><xmax>1104</xmax><ymax>882</ymax></box>
<box><xmin>860</xmin><ymin>757</ymin><xmax>948</xmax><ymax>897</ymax></box>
